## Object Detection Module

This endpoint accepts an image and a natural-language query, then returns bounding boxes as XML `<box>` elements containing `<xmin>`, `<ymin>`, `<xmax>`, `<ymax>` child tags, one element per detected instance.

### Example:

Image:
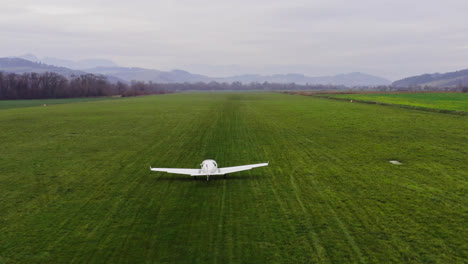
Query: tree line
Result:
<box><xmin>1</xmin><ymin>71</ymin><xmax>466</xmax><ymax>100</ymax></box>
<box><xmin>138</xmin><ymin>82</ymin><xmax>467</xmax><ymax>92</ymax></box>
<box><xmin>153</xmin><ymin>81</ymin><xmax>346</xmax><ymax>92</ymax></box>
<box><xmin>0</xmin><ymin>72</ymin><xmax>171</xmax><ymax>100</ymax></box>
<box><xmin>0</xmin><ymin>72</ymin><xmax>347</xmax><ymax>100</ymax></box>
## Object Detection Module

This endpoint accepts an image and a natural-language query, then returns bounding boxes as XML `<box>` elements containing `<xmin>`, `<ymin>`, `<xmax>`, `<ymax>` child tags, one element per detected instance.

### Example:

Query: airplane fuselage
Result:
<box><xmin>201</xmin><ymin>159</ymin><xmax>218</xmax><ymax>174</ymax></box>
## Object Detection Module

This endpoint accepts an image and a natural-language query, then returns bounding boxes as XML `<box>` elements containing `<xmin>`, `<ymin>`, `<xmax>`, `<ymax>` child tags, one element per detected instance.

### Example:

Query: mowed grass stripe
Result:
<box><xmin>244</xmin><ymin>98</ymin><xmax>362</xmax><ymax>262</ymax></box>
<box><xmin>0</xmin><ymin>93</ymin><xmax>466</xmax><ymax>263</ymax></box>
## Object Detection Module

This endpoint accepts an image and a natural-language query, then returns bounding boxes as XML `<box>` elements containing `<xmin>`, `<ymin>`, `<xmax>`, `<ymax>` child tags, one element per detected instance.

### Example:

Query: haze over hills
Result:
<box><xmin>393</xmin><ymin>69</ymin><xmax>468</xmax><ymax>88</ymax></box>
<box><xmin>2</xmin><ymin>56</ymin><xmax>467</xmax><ymax>89</ymax></box>
<box><xmin>14</xmin><ymin>54</ymin><xmax>118</xmax><ymax>70</ymax></box>
<box><xmin>2</xmin><ymin>54</ymin><xmax>394</xmax><ymax>86</ymax></box>
<box><xmin>0</xmin><ymin>58</ymin><xmax>124</xmax><ymax>84</ymax></box>
<box><xmin>0</xmin><ymin>57</ymin><xmax>87</xmax><ymax>77</ymax></box>
<box><xmin>84</xmin><ymin>67</ymin><xmax>211</xmax><ymax>83</ymax></box>
<box><xmin>215</xmin><ymin>72</ymin><xmax>391</xmax><ymax>86</ymax></box>
<box><xmin>84</xmin><ymin>67</ymin><xmax>391</xmax><ymax>86</ymax></box>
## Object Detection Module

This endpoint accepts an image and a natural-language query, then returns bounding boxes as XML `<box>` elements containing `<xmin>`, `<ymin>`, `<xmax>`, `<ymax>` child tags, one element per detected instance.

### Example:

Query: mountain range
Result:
<box><xmin>0</xmin><ymin>58</ymin><xmax>124</xmax><ymax>84</ymax></box>
<box><xmin>9</xmin><ymin>54</ymin><xmax>454</xmax><ymax>87</ymax></box>
<box><xmin>83</xmin><ymin>67</ymin><xmax>391</xmax><ymax>86</ymax></box>
<box><xmin>1</xmin><ymin>57</ymin><xmax>87</xmax><ymax>77</ymax></box>
<box><xmin>214</xmin><ymin>72</ymin><xmax>391</xmax><ymax>86</ymax></box>
<box><xmin>392</xmin><ymin>69</ymin><xmax>468</xmax><ymax>87</ymax></box>
<box><xmin>15</xmin><ymin>54</ymin><xmax>118</xmax><ymax>70</ymax></box>
<box><xmin>83</xmin><ymin>67</ymin><xmax>211</xmax><ymax>83</ymax></box>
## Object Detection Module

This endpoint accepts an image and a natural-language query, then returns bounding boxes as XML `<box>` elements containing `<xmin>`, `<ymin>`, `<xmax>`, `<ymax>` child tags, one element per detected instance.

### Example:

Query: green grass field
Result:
<box><xmin>0</xmin><ymin>93</ymin><xmax>466</xmax><ymax>263</ymax></box>
<box><xmin>0</xmin><ymin>97</ymin><xmax>122</xmax><ymax>110</ymax></box>
<box><xmin>319</xmin><ymin>93</ymin><xmax>468</xmax><ymax>112</ymax></box>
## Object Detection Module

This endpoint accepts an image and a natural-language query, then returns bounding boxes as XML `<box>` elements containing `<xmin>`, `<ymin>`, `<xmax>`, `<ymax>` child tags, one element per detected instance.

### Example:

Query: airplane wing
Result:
<box><xmin>150</xmin><ymin>167</ymin><xmax>202</xmax><ymax>176</ymax></box>
<box><xmin>218</xmin><ymin>162</ymin><xmax>269</xmax><ymax>175</ymax></box>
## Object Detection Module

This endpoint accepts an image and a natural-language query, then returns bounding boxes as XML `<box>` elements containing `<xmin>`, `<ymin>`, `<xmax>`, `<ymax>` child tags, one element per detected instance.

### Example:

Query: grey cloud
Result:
<box><xmin>1</xmin><ymin>0</ymin><xmax>468</xmax><ymax>80</ymax></box>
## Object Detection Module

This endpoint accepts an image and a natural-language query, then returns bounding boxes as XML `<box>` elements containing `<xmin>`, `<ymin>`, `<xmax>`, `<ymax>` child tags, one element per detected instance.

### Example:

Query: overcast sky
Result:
<box><xmin>1</xmin><ymin>0</ymin><xmax>468</xmax><ymax>80</ymax></box>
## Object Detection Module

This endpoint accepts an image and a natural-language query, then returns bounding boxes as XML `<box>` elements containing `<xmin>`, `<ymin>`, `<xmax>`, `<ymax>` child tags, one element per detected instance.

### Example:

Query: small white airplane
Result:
<box><xmin>150</xmin><ymin>159</ymin><xmax>268</xmax><ymax>181</ymax></box>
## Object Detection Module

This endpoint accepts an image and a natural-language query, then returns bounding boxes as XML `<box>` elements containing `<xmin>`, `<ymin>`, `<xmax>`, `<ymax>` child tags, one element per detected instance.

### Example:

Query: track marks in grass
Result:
<box><xmin>213</xmin><ymin>181</ymin><xmax>228</xmax><ymax>264</ymax></box>
<box><xmin>0</xmin><ymin>93</ymin><xmax>466</xmax><ymax>263</ymax></box>
<box><xmin>288</xmin><ymin>169</ymin><xmax>329</xmax><ymax>263</ymax></box>
<box><xmin>310</xmin><ymin>176</ymin><xmax>367</xmax><ymax>263</ymax></box>
<box><xmin>246</xmin><ymin>104</ymin><xmax>331</xmax><ymax>262</ymax></box>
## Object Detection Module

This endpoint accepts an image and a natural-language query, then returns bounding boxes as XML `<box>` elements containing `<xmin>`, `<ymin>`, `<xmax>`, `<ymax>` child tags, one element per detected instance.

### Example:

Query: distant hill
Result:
<box><xmin>216</xmin><ymin>72</ymin><xmax>391</xmax><ymax>86</ymax></box>
<box><xmin>393</xmin><ymin>69</ymin><xmax>468</xmax><ymax>87</ymax></box>
<box><xmin>14</xmin><ymin>54</ymin><xmax>118</xmax><ymax>69</ymax></box>
<box><xmin>86</xmin><ymin>67</ymin><xmax>390</xmax><ymax>86</ymax></box>
<box><xmin>84</xmin><ymin>67</ymin><xmax>211</xmax><ymax>83</ymax></box>
<box><xmin>0</xmin><ymin>58</ymin><xmax>124</xmax><ymax>84</ymax></box>
<box><xmin>0</xmin><ymin>57</ymin><xmax>87</xmax><ymax>77</ymax></box>
<box><xmin>43</xmin><ymin>58</ymin><xmax>118</xmax><ymax>69</ymax></box>
<box><xmin>16</xmin><ymin>53</ymin><xmax>39</xmax><ymax>62</ymax></box>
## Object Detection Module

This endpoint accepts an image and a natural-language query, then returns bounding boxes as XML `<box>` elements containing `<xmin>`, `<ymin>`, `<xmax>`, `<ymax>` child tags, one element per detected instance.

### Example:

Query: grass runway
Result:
<box><xmin>0</xmin><ymin>93</ymin><xmax>466</xmax><ymax>263</ymax></box>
